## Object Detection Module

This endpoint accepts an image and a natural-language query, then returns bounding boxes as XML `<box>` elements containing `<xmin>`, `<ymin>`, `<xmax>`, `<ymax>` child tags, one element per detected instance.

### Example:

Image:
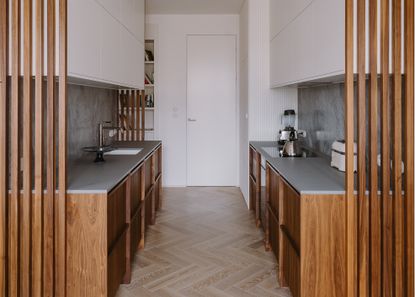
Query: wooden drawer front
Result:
<box><xmin>268</xmin><ymin>205</ymin><xmax>279</xmax><ymax>260</ymax></box>
<box><xmin>281</xmin><ymin>179</ymin><xmax>301</xmax><ymax>250</ymax></box>
<box><xmin>130</xmin><ymin>166</ymin><xmax>142</xmax><ymax>217</ymax></box>
<box><xmin>155</xmin><ymin>179</ymin><xmax>161</xmax><ymax>212</ymax></box>
<box><xmin>145</xmin><ymin>189</ymin><xmax>154</xmax><ymax>228</ymax></box>
<box><xmin>268</xmin><ymin>166</ymin><xmax>280</xmax><ymax>221</ymax></box>
<box><xmin>145</xmin><ymin>157</ymin><xmax>153</xmax><ymax>195</ymax></box>
<box><xmin>154</xmin><ymin>146</ymin><xmax>161</xmax><ymax>178</ymax></box>
<box><xmin>249</xmin><ymin>176</ymin><xmax>256</xmax><ymax>211</ymax></box>
<box><xmin>108</xmin><ymin>181</ymin><xmax>127</xmax><ymax>250</ymax></box>
<box><xmin>282</xmin><ymin>231</ymin><xmax>301</xmax><ymax>297</ymax></box>
<box><xmin>108</xmin><ymin>230</ymin><xmax>127</xmax><ymax>297</ymax></box>
<box><xmin>130</xmin><ymin>205</ymin><xmax>142</xmax><ymax>258</ymax></box>
<box><xmin>260</xmin><ymin>185</ymin><xmax>266</xmax><ymax>230</ymax></box>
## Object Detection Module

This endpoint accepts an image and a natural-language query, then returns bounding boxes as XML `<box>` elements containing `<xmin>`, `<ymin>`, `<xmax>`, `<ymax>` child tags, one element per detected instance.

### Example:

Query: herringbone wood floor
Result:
<box><xmin>116</xmin><ymin>187</ymin><xmax>291</xmax><ymax>297</ymax></box>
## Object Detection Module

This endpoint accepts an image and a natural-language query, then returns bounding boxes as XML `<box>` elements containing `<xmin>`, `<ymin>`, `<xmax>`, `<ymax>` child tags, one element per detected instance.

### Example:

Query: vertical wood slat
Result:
<box><xmin>345</xmin><ymin>0</ymin><xmax>356</xmax><ymax>296</ymax></box>
<box><xmin>117</xmin><ymin>91</ymin><xmax>121</xmax><ymax>141</ymax></box>
<box><xmin>9</xmin><ymin>0</ymin><xmax>20</xmax><ymax>296</ymax></box>
<box><xmin>136</xmin><ymin>90</ymin><xmax>139</xmax><ymax>140</ymax></box>
<box><xmin>22</xmin><ymin>0</ymin><xmax>33</xmax><ymax>295</ymax></box>
<box><xmin>128</xmin><ymin>90</ymin><xmax>132</xmax><ymax>140</ymax></box>
<box><xmin>141</xmin><ymin>90</ymin><xmax>145</xmax><ymax>140</ymax></box>
<box><xmin>33</xmin><ymin>0</ymin><xmax>44</xmax><ymax>295</ymax></box>
<box><xmin>0</xmin><ymin>0</ymin><xmax>7</xmax><ymax>295</ymax></box>
<box><xmin>392</xmin><ymin>0</ymin><xmax>403</xmax><ymax>295</ymax></box>
<box><xmin>134</xmin><ymin>90</ymin><xmax>138</xmax><ymax>141</ymax></box>
<box><xmin>356</xmin><ymin>0</ymin><xmax>368</xmax><ymax>296</ymax></box>
<box><xmin>380</xmin><ymin>0</ymin><xmax>392</xmax><ymax>296</ymax></box>
<box><xmin>57</xmin><ymin>0</ymin><xmax>68</xmax><ymax>296</ymax></box>
<box><xmin>369</xmin><ymin>0</ymin><xmax>381</xmax><ymax>295</ymax></box>
<box><xmin>404</xmin><ymin>0</ymin><xmax>414</xmax><ymax>295</ymax></box>
<box><xmin>45</xmin><ymin>0</ymin><xmax>56</xmax><ymax>295</ymax></box>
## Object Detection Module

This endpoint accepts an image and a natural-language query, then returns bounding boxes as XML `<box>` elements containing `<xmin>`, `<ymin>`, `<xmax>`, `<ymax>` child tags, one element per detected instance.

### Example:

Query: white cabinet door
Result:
<box><xmin>270</xmin><ymin>0</ymin><xmax>313</xmax><ymax>41</ymax></box>
<box><xmin>121</xmin><ymin>0</ymin><xmax>144</xmax><ymax>43</ymax></box>
<box><xmin>270</xmin><ymin>3</ymin><xmax>315</xmax><ymax>87</ymax></box>
<box><xmin>311</xmin><ymin>0</ymin><xmax>344</xmax><ymax>78</ymax></box>
<box><xmin>68</xmin><ymin>0</ymin><xmax>101</xmax><ymax>79</ymax></box>
<box><xmin>121</xmin><ymin>29</ymin><xmax>144</xmax><ymax>88</ymax></box>
<box><xmin>100</xmin><ymin>9</ymin><xmax>121</xmax><ymax>84</ymax></box>
<box><xmin>96</xmin><ymin>0</ymin><xmax>121</xmax><ymax>20</ymax></box>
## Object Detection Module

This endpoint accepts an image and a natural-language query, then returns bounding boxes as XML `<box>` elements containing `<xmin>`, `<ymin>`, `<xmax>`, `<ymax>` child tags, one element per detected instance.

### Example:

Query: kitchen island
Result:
<box><xmin>66</xmin><ymin>141</ymin><xmax>162</xmax><ymax>297</ymax></box>
<box><xmin>250</xmin><ymin>141</ymin><xmax>346</xmax><ymax>297</ymax></box>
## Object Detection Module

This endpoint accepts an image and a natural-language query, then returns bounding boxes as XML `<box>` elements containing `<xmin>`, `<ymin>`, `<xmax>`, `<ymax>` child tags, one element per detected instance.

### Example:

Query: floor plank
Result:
<box><xmin>117</xmin><ymin>187</ymin><xmax>291</xmax><ymax>297</ymax></box>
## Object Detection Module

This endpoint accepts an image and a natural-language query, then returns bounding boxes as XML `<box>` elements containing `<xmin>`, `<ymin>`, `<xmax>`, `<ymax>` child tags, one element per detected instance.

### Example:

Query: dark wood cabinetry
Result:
<box><xmin>264</xmin><ymin>161</ymin><xmax>346</xmax><ymax>297</ymax></box>
<box><xmin>66</xmin><ymin>144</ymin><xmax>162</xmax><ymax>297</ymax></box>
<box><xmin>249</xmin><ymin>146</ymin><xmax>262</xmax><ymax>228</ymax></box>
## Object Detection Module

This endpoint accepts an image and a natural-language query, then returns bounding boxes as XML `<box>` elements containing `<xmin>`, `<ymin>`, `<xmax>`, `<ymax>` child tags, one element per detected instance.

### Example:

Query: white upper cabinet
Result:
<box><xmin>270</xmin><ymin>0</ymin><xmax>344</xmax><ymax>87</ymax></box>
<box><xmin>121</xmin><ymin>0</ymin><xmax>145</xmax><ymax>43</ymax></box>
<box><xmin>68</xmin><ymin>0</ymin><xmax>145</xmax><ymax>88</ymax></box>
<box><xmin>270</xmin><ymin>0</ymin><xmax>313</xmax><ymax>41</ymax></box>
<box><xmin>69</xmin><ymin>0</ymin><xmax>102</xmax><ymax>80</ymax></box>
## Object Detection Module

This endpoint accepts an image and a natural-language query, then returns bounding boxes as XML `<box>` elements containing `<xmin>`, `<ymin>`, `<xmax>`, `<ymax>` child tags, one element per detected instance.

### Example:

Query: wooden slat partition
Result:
<box><xmin>33</xmin><ymin>0</ymin><xmax>44</xmax><ymax>295</ymax></box>
<box><xmin>356</xmin><ymin>0</ymin><xmax>368</xmax><ymax>295</ymax></box>
<box><xmin>22</xmin><ymin>1</ymin><xmax>33</xmax><ymax>295</ymax></box>
<box><xmin>0</xmin><ymin>0</ymin><xmax>7</xmax><ymax>296</ymax></box>
<box><xmin>57</xmin><ymin>0</ymin><xmax>68</xmax><ymax>296</ymax></box>
<box><xmin>9</xmin><ymin>0</ymin><xmax>20</xmax><ymax>296</ymax></box>
<box><xmin>141</xmin><ymin>90</ymin><xmax>145</xmax><ymax>140</ymax></box>
<box><xmin>45</xmin><ymin>0</ymin><xmax>56</xmax><ymax>295</ymax></box>
<box><xmin>345</xmin><ymin>0</ymin><xmax>414</xmax><ymax>296</ymax></box>
<box><xmin>369</xmin><ymin>0</ymin><xmax>381</xmax><ymax>296</ymax></box>
<box><xmin>392</xmin><ymin>0</ymin><xmax>403</xmax><ymax>296</ymax></box>
<box><xmin>345</xmin><ymin>0</ymin><xmax>356</xmax><ymax>296</ymax></box>
<box><xmin>404</xmin><ymin>0</ymin><xmax>414</xmax><ymax>295</ymax></box>
<box><xmin>117</xmin><ymin>89</ymin><xmax>145</xmax><ymax>142</ymax></box>
<box><xmin>2</xmin><ymin>0</ymin><xmax>68</xmax><ymax>296</ymax></box>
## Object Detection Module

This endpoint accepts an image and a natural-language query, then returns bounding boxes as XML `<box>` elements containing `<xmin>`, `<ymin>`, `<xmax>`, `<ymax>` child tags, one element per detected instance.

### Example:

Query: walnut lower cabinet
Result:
<box><xmin>266</xmin><ymin>162</ymin><xmax>346</xmax><ymax>297</ymax></box>
<box><xmin>66</xmin><ymin>145</ymin><xmax>162</xmax><ymax>297</ymax></box>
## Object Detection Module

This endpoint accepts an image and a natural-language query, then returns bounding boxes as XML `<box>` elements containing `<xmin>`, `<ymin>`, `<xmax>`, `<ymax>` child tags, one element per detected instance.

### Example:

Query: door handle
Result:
<box><xmin>188</xmin><ymin>118</ymin><xmax>197</xmax><ymax>122</ymax></box>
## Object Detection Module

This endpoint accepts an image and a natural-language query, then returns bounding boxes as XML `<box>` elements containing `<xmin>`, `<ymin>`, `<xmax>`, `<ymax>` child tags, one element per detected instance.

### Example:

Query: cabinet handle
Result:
<box><xmin>188</xmin><ymin>118</ymin><xmax>197</xmax><ymax>122</ymax></box>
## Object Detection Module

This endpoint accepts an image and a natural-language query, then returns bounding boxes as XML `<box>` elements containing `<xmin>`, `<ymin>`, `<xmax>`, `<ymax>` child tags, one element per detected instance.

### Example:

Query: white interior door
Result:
<box><xmin>187</xmin><ymin>35</ymin><xmax>237</xmax><ymax>186</ymax></box>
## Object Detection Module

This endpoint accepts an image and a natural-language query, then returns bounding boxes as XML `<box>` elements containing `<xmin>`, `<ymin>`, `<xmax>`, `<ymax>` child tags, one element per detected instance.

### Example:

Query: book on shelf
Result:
<box><xmin>145</xmin><ymin>49</ymin><xmax>154</xmax><ymax>62</ymax></box>
<box><xmin>145</xmin><ymin>73</ymin><xmax>154</xmax><ymax>85</ymax></box>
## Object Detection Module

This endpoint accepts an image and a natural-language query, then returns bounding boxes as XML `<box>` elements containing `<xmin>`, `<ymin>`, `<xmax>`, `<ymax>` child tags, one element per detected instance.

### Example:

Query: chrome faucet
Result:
<box><xmin>93</xmin><ymin>121</ymin><xmax>126</xmax><ymax>162</ymax></box>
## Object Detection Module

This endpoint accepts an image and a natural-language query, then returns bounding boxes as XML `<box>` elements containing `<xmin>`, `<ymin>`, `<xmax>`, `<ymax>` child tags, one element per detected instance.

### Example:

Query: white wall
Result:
<box><xmin>145</xmin><ymin>14</ymin><xmax>239</xmax><ymax>187</ymax></box>
<box><xmin>239</xmin><ymin>0</ymin><xmax>298</xmax><ymax>206</ymax></box>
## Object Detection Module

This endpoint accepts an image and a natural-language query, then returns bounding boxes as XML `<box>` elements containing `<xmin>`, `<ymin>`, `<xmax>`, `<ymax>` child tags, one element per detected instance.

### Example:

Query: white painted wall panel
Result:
<box><xmin>239</xmin><ymin>0</ymin><xmax>298</xmax><ymax>207</ymax></box>
<box><xmin>145</xmin><ymin>14</ymin><xmax>239</xmax><ymax>187</ymax></box>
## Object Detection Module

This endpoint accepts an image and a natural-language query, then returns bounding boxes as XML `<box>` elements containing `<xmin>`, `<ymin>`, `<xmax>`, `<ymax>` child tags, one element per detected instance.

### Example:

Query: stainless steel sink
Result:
<box><xmin>105</xmin><ymin>148</ymin><xmax>143</xmax><ymax>156</ymax></box>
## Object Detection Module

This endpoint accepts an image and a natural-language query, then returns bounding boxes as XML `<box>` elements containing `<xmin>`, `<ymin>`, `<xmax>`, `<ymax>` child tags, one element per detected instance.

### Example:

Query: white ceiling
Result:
<box><xmin>146</xmin><ymin>0</ymin><xmax>246</xmax><ymax>15</ymax></box>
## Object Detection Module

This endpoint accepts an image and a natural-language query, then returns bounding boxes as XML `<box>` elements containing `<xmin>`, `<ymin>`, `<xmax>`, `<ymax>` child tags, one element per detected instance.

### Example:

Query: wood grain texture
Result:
<box><xmin>368</xmin><ymin>0</ymin><xmax>381</xmax><ymax>296</ymax></box>
<box><xmin>300</xmin><ymin>194</ymin><xmax>346</xmax><ymax>297</ymax></box>
<box><xmin>66</xmin><ymin>194</ymin><xmax>108</xmax><ymax>297</ymax></box>
<box><xmin>139</xmin><ymin>165</ymin><xmax>146</xmax><ymax>249</ymax></box>
<box><xmin>392</xmin><ymin>0</ymin><xmax>403</xmax><ymax>295</ymax></box>
<box><xmin>404</xmin><ymin>0</ymin><xmax>414</xmax><ymax>295</ymax></box>
<box><xmin>0</xmin><ymin>0</ymin><xmax>7</xmax><ymax>295</ymax></box>
<box><xmin>57</xmin><ymin>1</ymin><xmax>68</xmax><ymax>296</ymax></box>
<box><xmin>141</xmin><ymin>90</ymin><xmax>145</xmax><ymax>140</ymax></box>
<box><xmin>281</xmin><ymin>231</ymin><xmax>300</xmax><ymax>297</ymax></box>
<box><xmin>22</xmin><ymin>1</ymin><xmax>33</xmax><ymax>295</ymax></box>
<box><xmin>33</xmin><ymin>0</ymin><xmax>44</xmax><ymax>295</ymax></box>
<box><xmin>380</xmin><ymin>0</ymin><xmax>392</xmax><ymax>295</ymax></box>
<box><xmin>356</xmin><ymin>1</ymin><xmax>368</xmax><ymax>296</ymax></box>
<box><xmin>255</xmin><ymin>151</ymin><xmax>261</xmax><ymax>227</ymax></box>
<box><xmin>9</xmin><ymin>0</ymin><xmax>20</xmax><ymax>295</ymax></box>
<box><xmin>44</xmin><ymin>0</ymin><xmax>56</xmax><ymax>295</ymax></box>
<box><xmin>345</xmin><ymin>0</ymin><xmax>357</xmax><ymax>295</ymax></box>
<box><xmin>280</xmin><ymin>180</ymin><xmax>300</xmax><ymax>250</ymax></box>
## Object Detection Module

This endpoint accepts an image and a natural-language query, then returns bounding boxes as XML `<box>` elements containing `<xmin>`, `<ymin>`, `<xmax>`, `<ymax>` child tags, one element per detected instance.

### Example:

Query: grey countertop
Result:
<box><xmin>67</xmin><ymin>141</ymin><xmax>161</xmax><ymax>194</ymax></box>
<box><xmin>250</xmin><ymin>141</ymin><xmax>346</xmax><ymax>195</ymax></box>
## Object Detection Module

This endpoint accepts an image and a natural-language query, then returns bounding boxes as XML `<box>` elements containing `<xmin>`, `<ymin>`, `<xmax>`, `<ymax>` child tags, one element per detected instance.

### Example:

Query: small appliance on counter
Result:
<box><xmin>331</xmin><ymin>140</ymin><xmax>357</xmax><ymax>172</ymax></box>
<box><xmin>278</xmin><ymin>109</ymin><xmax>297</xmax><ymax>145</ymax></box>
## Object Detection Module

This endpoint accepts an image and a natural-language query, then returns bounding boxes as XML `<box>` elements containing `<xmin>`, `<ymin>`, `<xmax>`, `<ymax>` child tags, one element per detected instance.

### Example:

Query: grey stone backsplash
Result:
<box><xmin>68</xmin><ymin>84</ymin><xmax>117</xmax><ymax>161</ymax></box>
<box><xmin>298</xmin><ymin>83</ymin><xmax>346</xmax><ymax>157</ymax></box>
